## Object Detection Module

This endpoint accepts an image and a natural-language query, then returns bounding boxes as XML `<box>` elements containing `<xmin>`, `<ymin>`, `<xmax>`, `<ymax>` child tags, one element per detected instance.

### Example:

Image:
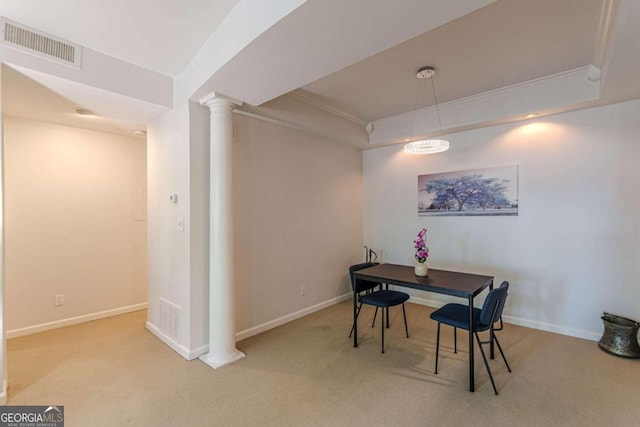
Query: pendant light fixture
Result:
<box><xmin>403</xmin><ymin>66</ymin><xmax>449</xmax><ymax>155</ymax></box>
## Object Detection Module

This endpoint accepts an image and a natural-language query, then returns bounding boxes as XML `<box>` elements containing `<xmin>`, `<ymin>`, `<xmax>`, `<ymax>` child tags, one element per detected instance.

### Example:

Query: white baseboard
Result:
<box><xmin>150</xmin><ymin>291</ymin><xmax>602</xmax><ymax>363</ymax></box>
<box><xmin>407</xmin><ymin>295</ymin><xmax>443</xmax><ymax>309</ymax></box>
<box><xmin>408</xmin><ymin>295</ymin><xmax>601</xmax><ymax>342</ymax></box>
<box><xmin>234</xmin><ymin>293</ymin><xmax>352</xmax><ymax>342</ymax></box>
<box><xmin>145</xmin><ymin>321</ymin><xmax>195</xmax><ymax>360</ymax></box>
<box><xmin>6</xmin><ymin>303</ymin><xmax>148</xmax><ymax>339</ymax></box>
<box><xmin>501</xmin><ymin>314</ymin><xmax>601</xmax><ymax>342</ymax></box>
<box><xmin>170</xmin><ymin>293</ymin><xmax>354</xmax><ymax>361</ymax></box>
<box><xmin>186</xmin><ymin>344</ymin><xmax>209</xmax><ymax>360</ymax></box>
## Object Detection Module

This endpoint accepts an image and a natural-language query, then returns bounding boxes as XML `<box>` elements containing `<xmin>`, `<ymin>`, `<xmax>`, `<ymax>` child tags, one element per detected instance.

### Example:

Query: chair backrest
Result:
<box><xmin>479</xmin><ymin>281</ymin><xmax>509</xmax><ymax>326</ymax></box>
<box><xmin>349</xmin><ymin>262</ymin><xmax>378</xmax><ymax>293</ymax></box>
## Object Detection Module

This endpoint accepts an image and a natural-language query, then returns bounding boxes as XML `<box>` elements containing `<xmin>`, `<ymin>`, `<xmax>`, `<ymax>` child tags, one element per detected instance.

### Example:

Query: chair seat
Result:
<box><xmin>429</xmin><ymin>303</ymin><xmax>491</xmax><ymax>332</ymax></box>
<box><xmin>359</xmin><ymin>290</ymin><xmax>410</xmax><ymax>307</ymax></box>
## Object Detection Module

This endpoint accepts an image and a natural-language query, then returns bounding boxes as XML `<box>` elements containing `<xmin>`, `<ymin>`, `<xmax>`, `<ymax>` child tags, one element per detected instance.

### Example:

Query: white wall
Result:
<box><xmin>3</xmin><ymin>116</ymin><xmax>147</xmax><ymax>334</ymax></box>
<box><xmin>146</xmin><ymin>103</ymin><xmax>192</xmax><ymax>350</ymax></box>
<box><xmin>146</xmin><ymin>100</ymin><xmax>364</xmax><ymax>357</ymax></box>
<box><xmin>232</xmin><ymin>113</ymin><xmax>363</xmax><ymax>333</ymax></box>
<box><xmin>0</xmin><ymin>44</ymin><xmax>172</xmax><ymax>108</ymax></box>
<box><xmin>363</xmin><ymin>99</ymin><xmax>640</xmax><ymax>340</ymax></box>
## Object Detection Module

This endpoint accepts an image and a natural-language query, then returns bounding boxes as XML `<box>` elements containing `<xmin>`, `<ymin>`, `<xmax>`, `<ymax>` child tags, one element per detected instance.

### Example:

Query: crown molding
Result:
<box><xmin>234</xmin><ymin>103</ymin><xmax>366</xmax><ymax>148</ymax></box>
<box><xmin>287</xmin><ymin>89</ymin><xmax>368</xmax><ymax>126</ymax></box>
<box><xmin>369</xmin><ymin>66</ymin><xmax>600</xmax><ymax>145</ymax></box>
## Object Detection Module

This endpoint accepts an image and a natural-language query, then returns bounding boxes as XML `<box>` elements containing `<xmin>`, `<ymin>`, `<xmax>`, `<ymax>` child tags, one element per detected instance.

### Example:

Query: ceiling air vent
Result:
<box><xmin>0</xmin><ymin>17</ymin><xmax>81</xmax><ymax>69</ymax></box>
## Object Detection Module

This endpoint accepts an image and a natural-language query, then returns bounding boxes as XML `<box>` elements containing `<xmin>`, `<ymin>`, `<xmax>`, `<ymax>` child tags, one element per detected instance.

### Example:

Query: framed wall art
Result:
<box><xmin>418</xmin><ymin>165</ymin><xmax>518</xmax><ymax>216</ymax></box>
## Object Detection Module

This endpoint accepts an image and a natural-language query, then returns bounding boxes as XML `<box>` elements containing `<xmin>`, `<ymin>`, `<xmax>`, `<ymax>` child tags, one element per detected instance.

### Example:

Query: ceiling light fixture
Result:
<box><xmin>404</xmin><ymin>66</ymin><xmax>449</xmax><ymax>155</ymax></box>
<box><xmin>524</xmin><ymin>113</ymin><xmax>537</xmax><ymax>119</ymax></box>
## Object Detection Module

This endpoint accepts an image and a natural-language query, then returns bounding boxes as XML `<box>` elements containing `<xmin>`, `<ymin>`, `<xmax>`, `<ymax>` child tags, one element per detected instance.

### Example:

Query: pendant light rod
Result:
<box><xmin>419</xmin><ymin>67</ymin><xmax>445</xmax><ymax>141</ymax></box>
<box><xmin>404</xmin><ymin>66</ymin><xmax>450</xmax><ymax>155</ymax></box>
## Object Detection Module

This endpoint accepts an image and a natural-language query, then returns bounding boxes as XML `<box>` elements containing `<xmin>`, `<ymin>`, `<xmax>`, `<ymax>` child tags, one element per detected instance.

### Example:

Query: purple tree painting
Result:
<box><xmin>418</xmin><ymin>166</ymin><xmax>518</xmax><ymax>216</ymax></box>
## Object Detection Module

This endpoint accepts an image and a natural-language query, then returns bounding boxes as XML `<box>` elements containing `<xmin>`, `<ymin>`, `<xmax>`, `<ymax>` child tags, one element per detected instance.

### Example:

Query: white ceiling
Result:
<box><xmin>197</xmin><ymin>0</ymin><xmax>495</xmax><ymax>106</ymax></box>
<box><xmin>0</xmin><ymin>0</ymin><xmax>240</xmax><ymax>76</ymax></box>
<box><xmin>1</xmin><ymin>0</ymin><xmax>637</xmax><ymax>146</ymax></box>
<box><xmin>302</xmin><ymin>0</ymin><xmax>604</xmax><ymax>121</ymax></box>
<box><xmin>2</xmin><ymin>64</ymin><xmax>167</xmax><ymax>138</ymax></box>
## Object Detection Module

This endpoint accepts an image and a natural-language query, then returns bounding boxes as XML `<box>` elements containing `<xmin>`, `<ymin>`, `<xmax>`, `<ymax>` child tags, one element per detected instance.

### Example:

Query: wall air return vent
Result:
<box><xmin>0</xmin><ymin>17</ymin><xmax>82</xmax><ymax>69</ymax></box>
<box><xmin>159</xmin><ymin>298</ymin><xmax>181</xmax><ymax>341</ymax></box>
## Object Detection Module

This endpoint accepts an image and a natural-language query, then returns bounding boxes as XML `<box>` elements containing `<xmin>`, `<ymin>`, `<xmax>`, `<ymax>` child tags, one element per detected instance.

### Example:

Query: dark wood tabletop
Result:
<box><xmin>353</xmin><ymin>263</ymin><xmax>494</xmax><ymax>298</ymax></box>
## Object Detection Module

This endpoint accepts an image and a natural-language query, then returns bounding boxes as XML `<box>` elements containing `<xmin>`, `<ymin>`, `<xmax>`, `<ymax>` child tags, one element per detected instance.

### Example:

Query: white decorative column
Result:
<box><xmin>199</xmin><ymin>92</ymin><xmax>245</xmax><ymax>369</ymax></box>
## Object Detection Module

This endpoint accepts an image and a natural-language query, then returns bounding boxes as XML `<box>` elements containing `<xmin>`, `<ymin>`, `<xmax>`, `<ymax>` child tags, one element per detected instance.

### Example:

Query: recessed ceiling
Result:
<box><xmin>0</xmin><ymin>0</ymin><xmax>240</xmax><ymax>75</ymax></box>
<box><xmin>302</xmin><ymin>0</ymin><xmax>604</xmax><ymax>121</ymax></box>
<box><xmin>2</xmin><ymin>64</ymin><xmax>165</xmax><ymax>137</ymax></box>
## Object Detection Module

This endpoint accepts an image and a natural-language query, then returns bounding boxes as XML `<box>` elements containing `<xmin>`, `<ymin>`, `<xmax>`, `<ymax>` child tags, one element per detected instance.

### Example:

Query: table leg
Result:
<box><xmin>353</xmin><ymin>289</ymin><xmax>358</xmax><ymax>348</ymax></box>
<box><xmin>384</xmin><ymin>283</ymin><xmax>389</xmax><ymax>328</ymax></box>
<box><xmin>468</xmin><ymin>295</ymin><xmax>475</xmax><ymax>392</ymax></box>
<box><xmin>489</xmin><ymin>280</ymin><xmax>495</xmax><ymax>359</ymax></box>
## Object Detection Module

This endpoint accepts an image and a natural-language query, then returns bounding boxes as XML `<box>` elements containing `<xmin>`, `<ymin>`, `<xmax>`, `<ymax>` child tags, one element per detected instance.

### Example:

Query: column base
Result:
<box><xmin>199</xmin><ymin>349</ymin><xmax>246</xmax><ymax>369</ymax></box>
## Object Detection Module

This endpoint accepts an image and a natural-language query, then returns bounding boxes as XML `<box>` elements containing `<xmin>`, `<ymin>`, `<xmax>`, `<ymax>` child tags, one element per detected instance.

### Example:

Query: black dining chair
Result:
<box><xmin>429</xmin><ymin>281</ymin><xmax>512</xmax><ymax>394</ymax></box>
<box><xmin>348</xmin><ymin>262</ymin><xmax>379</xmax><ymax>339</ymax></box>
<box><xmin>349</xmin><ymin>262</ymin><xmax>410</xmax><ymax>353</ymax></box>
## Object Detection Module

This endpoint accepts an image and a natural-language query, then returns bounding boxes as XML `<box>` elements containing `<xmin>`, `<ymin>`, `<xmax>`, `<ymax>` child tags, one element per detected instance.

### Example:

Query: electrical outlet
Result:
<box><xmin>300</xmin><ymin>284</ymin><xmax>307</xmax><ymax>295</ymax></box>
<box><xmin>55</xmin><ymin>294</ymin><xmax>64</xmax><ymax>306</ymax></box>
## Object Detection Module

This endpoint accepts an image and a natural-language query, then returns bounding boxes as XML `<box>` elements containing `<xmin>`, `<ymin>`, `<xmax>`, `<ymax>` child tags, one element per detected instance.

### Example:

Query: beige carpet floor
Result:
<box><xmin>7</xmin><ymin>301</ymin><xmax>640</xmax><ymax>426</ymax></box>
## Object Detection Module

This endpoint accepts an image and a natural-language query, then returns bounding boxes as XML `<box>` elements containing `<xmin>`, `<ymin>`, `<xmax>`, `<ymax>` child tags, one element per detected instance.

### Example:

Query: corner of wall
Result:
<box><xmin>187</xmin><ymin>102</ymin><xmax>211</xmax><ymax>351</ymax></box>
<box><xmin>145</xmin><ymin>320</ymin><xmax>201</xmax><ymax>361</ymax></box>
<box><xmin>146</xmin><ymin>103</ymin><xmax>193</xmax><ymax>354</ymax></box>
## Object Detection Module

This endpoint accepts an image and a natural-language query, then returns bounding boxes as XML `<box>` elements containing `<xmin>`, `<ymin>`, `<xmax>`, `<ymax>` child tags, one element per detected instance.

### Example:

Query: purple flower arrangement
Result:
<box><xmin>414</xmin><ymin>228</ymin><xmax>429</xmax><ymax>263</ymax></box>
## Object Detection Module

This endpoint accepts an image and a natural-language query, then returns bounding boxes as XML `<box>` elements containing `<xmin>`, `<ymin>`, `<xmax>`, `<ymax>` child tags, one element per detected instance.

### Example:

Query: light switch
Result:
<box><xmin>177</xmin><ymin>218</ymin><xmax>185</xmax><ymax>232</ymax></box>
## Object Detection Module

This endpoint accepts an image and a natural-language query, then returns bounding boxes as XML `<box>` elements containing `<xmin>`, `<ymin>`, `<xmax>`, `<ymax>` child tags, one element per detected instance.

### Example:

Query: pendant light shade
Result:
<box><xmin>403</xmin><ymin>139</ymin><xmax>449</xmax><ymax>154</ymax></box>
<box><xmin>404</xmin><ymin>66</ymin><xmax>449</xmax><ymax>155</ymax></box>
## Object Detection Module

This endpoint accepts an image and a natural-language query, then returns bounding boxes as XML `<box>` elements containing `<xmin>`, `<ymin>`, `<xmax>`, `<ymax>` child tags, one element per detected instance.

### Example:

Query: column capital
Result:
<box><xmin>199</xmin><ymin>92</ymin><xmax>243</xmax><ymax>110</ymax></box>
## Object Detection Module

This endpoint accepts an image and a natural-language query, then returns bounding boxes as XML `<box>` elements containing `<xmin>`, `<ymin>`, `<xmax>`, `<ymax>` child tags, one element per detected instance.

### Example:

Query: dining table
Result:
<box><xmin>352</xmin><ymin>263</ymin><xmax>494</xmax><ymax>392</ymax></box>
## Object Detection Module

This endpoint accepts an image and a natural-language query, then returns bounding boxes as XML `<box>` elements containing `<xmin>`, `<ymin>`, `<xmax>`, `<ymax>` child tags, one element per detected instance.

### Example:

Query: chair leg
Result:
<box><xmin>349</xmin><ymin>302</ymin><xmax>363</xmax><ymax>338</ymax></box>
<box><xmin>371</xmin><ymin>307</ymin><xmax>378</xmax><ymax>328</ymax></box>
<box><xmin>454</xmin><ymin>327</ymin><xmax>457</xmax><ymax>353</ymax></box>
<box><xmin>490</xmin><ymin>329</ymin><xmax>495</xmax><ymax>360</ymax></box>
<box><xmin>475</xmin><ymin>332</ymin><xmax>498</xmax><ymax>395</ymax></box>
<box><xmin>386</xmin><ymin>307</ymin><xmax>390</xmax><ymax>328</ymax></box>
<box><xmin>381</xmin><ymin>305</ymin><xmax>385</xmax><ymax>354</ymax></box>
<box><xmin>434</xmin><ymin>322</ymin><xmax>441</xmax><ymax>374</ymax></box>
<box><xmin>493</xmin><ymin>335</ymin><xmax>512</xmax><ymax>372</ymax></box>
<box><xmin>402</xmin><ymin>304</ymin><xmax>409</xmax><ymax>338</ymax></box>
